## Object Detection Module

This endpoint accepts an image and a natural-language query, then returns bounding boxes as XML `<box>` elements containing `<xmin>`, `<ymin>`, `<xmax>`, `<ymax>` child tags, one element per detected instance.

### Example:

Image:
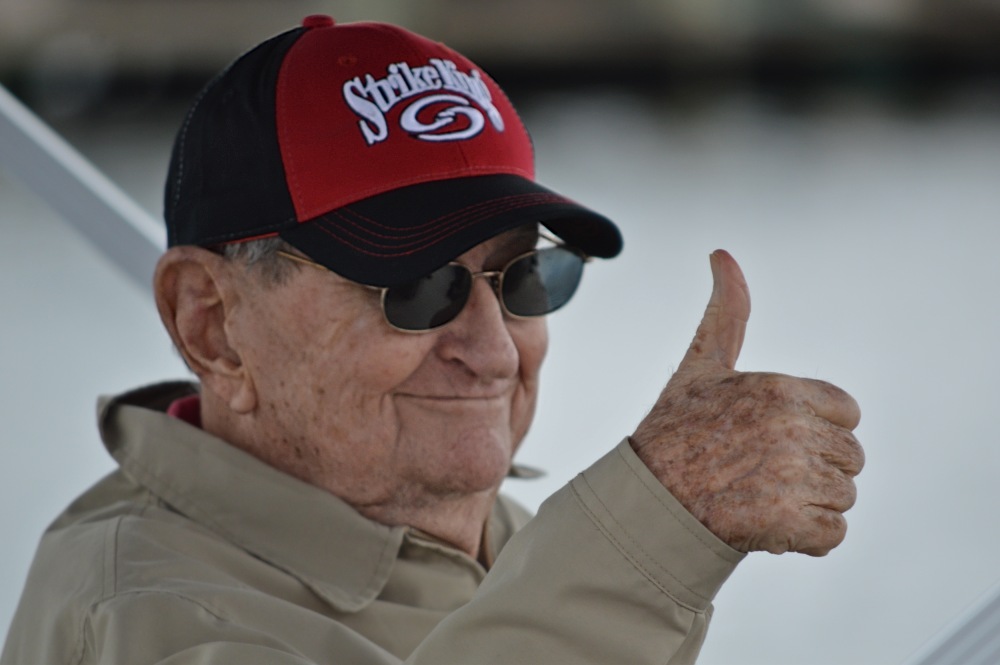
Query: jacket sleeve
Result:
<box><xmin>408</xmin><ymin>439</ymin><xmax>745</xmax><ymax>665</ymax></box>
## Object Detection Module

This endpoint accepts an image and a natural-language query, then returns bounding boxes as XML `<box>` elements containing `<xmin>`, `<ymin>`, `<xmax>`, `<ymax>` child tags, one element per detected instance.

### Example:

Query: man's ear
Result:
<box><xmin>153</xmin><ymin>247</ymin><xmax>256</xmax><ymax>414</ymax></box>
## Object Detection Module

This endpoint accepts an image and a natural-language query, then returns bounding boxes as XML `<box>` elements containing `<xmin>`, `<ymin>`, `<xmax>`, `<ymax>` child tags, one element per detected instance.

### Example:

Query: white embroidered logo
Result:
<box><xmin>342</xmin><ymin>58</ymin><xmax>504</xmax><ymax>146</ymax></box>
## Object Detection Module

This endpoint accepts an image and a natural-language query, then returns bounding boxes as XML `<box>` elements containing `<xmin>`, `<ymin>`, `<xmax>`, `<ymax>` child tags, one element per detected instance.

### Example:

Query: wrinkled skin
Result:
<box><xmin>153</xmin><ymin>228</ymin><xmax>547</xmax><ymax>557</ymax></box>
<box><xmin>631</xmin><ymin>251</ymin><xmax>864</xmax><ymax>556</ymax></box>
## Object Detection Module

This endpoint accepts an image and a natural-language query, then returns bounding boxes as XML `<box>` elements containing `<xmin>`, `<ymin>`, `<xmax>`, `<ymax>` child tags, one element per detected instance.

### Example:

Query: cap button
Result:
<box><xmin>302</xmin><ymin>15</ymin><xmax>335</xmax><ymax>29</ymax></box>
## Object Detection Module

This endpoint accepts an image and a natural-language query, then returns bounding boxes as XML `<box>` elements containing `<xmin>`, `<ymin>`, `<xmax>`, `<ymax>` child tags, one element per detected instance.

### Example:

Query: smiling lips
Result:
<box><xmin>396</xmin><ymin>393</ymin><xmax>510</xmax><ymax>402</ymax></box>
<box><xmin>393</xmin><ymin>393</ymin><xmax>513</xmax><ymax>419</ymax></box>
<box><xmin>393</xmin><ymin>385</ymin><xmax>517</xmax><ymax>407</ymax></box>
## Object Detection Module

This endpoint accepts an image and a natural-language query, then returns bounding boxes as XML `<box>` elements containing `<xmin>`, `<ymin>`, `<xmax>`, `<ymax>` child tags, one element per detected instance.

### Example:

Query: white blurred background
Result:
<box><xmin>3</xmin><ymin>2</ymin><xmax>1000</xmax><ymax>664</ymax></box>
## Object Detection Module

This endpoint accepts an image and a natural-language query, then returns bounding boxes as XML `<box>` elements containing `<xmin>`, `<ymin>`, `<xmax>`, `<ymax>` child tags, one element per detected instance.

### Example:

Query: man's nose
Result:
<box><xmin>435</xmin><ymin>277</ymin><xmax>519</xmax><ymax>380</ymax></box>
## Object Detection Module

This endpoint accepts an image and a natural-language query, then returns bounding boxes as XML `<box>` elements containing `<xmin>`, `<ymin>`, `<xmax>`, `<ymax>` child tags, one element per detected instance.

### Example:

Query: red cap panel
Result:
<box><xmin>275</xmin><ymin>22</ymin><xmax>536</xmax><ymax>223</ymax></box>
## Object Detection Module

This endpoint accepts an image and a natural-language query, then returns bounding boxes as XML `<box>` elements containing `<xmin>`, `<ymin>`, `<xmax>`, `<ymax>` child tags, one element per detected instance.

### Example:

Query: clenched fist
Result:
<box><xmin>631</xmin><ymin>250</ymin><xmax>864</xmax><ymax>556</ymax></box>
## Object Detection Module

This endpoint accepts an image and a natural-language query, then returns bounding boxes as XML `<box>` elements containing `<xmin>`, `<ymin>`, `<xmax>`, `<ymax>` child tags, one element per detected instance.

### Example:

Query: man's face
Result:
<box><xmin>228</xmin><ymin>226</ymin><xmax>548</xmax><ymax>517</ymax></box>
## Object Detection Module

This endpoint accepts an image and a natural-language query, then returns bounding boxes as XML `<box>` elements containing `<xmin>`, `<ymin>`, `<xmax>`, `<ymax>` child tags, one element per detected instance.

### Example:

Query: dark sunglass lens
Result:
<box><xmin>502</xmin><ymin>247</ymin><xmax>584</xmax><ymax>317</ymax></box>
<box><xmin>383</xmin><ymin>265</ymin><xmax>472</xmax><ymax>331</ymax></box>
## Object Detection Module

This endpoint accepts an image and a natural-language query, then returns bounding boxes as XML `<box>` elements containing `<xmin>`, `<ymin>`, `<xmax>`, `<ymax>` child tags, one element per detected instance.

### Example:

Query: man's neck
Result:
<box><xmin>351</xmin><ymin>488</ymin><xmax>498</xmax><ymax>560</ymax></box>
<box><xmin>199</xmin><ymin>393</ymin><xmax>501</xmax><ymax>560</ymax></box>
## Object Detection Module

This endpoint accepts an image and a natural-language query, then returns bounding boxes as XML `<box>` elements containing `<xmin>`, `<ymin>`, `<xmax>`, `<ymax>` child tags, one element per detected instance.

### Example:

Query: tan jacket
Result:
<box><xmin>2</xmin><ymin>382</ymin><xmax>743</xmax><ymax>664</ymax></box>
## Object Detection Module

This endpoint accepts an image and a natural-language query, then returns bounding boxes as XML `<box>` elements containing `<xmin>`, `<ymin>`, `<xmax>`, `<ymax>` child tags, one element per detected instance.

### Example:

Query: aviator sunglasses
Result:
<box><xmin>276</xmin><ymin>236</ymin><xmax>588</xmax><ymax>332</ymax></box>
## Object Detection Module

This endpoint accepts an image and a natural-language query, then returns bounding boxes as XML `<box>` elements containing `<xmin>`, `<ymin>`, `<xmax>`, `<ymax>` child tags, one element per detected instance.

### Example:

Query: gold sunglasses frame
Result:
<box><xmin>275</xmin><ymin>232</ymin><xmax>589</xmax><ymax>333</ymax></box>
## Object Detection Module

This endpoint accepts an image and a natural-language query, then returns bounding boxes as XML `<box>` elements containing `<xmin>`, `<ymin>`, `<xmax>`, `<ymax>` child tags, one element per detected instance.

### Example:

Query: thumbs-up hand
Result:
<box><xmin>630</xmin><ymin>250</ymin><xmax>864</xmax><ymax>556</ymax></box>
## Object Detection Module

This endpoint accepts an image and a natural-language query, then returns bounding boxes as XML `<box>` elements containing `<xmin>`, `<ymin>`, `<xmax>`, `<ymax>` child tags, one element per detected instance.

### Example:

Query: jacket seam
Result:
<box><xmin>71</xmin><ymin>516</ymin><xmax>126</xmax><ymax>665</ymax></box>
<box><xmin>117</xmin><ymin>449</ymin><xmax>391</xmax><ymax>611</ymax></box>
<box><xmin>569</xmin><ymin>479</ymin><xmax>707</xmax><ymax>613</ymax></box>
<box><xmin>76</xmin><ymin>590</ymin><xmax>249</xmax><ymax>664</ymax></box>
<box><xmin>618</xmin><ymin>441</ymin><xmax>740</xmax><ymax>563</ymax></box>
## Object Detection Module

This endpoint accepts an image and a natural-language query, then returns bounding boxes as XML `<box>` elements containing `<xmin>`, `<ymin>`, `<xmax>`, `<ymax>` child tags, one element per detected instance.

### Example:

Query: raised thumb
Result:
<box><xmin>677</xmin><ymin>249</ymin><xmax>751</xmax><ymax>372</ymax></box>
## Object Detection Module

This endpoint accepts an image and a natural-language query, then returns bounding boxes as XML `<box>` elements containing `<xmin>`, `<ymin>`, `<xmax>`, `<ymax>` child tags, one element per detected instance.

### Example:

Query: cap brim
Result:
<box><xmin>279</xmin><ymin>173</ymin><xmax>622</xmax><ymax>287</ymax></box>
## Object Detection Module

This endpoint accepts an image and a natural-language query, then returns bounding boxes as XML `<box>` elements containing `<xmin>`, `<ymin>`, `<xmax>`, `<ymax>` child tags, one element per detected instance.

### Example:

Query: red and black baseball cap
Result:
<box><xmin>164</xmin><ymin>15</ymin><xmax>622</xmax><ymax>287</ymax></box>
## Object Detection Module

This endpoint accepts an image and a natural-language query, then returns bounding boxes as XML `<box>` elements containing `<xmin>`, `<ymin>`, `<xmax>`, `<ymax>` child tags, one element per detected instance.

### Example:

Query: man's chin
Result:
<box><xmin>411</xmin><ymin>432</ymin><xmax>514</xmax><ymax>497</ymax></box>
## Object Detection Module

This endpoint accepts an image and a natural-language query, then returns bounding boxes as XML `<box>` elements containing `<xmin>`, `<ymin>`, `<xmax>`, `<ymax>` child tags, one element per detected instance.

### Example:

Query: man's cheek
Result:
<box><xmin>517</xmin><ymin>322</ymin><xmax>548</xmax><ymax>376</ymax></box>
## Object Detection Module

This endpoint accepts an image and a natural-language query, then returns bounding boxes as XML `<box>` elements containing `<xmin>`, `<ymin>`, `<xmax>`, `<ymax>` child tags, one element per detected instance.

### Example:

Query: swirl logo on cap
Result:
<box><xmin>342</xmin><ymin>58</ymin><xmax>505</xmax><ymax>146</ymax></box>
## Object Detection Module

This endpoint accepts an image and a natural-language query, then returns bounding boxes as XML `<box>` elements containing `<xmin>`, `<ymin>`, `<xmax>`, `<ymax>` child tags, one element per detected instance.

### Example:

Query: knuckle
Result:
<box><xmin>845</xmin><ymin>393</ymin><xmax>862</xmax><ymax>426</ymax></box>
<box><xmin>830</xmin><ymin>476</ymin><xmax>858</xmax><ymax>512</ymax></box>
<box><xmin>825</xmin><ymin>511</ymin><xmax>849</xmax><ymax>546</ymax></box>
<box><xmin>810</xmin><ymin>458</ymin><xmax>858</xmax><ymax>512</ymax></box>
<box><xmin>844</xmin><ymin>435</ymin><xmax>865</xmax><ymax>475</ymax></box>
<box><xmin>760</xmin><ymin>412</ymin><xmax>816</xmax><ymax>458</ymax></box>
<box><xmin>748</xmin><ymin>372</ymin><xmax>796</xmax><ymax>400</ymax></box>
<box><xmin>827</xmin><ymin>430</ymin><xmax>865</xmax><ymax>476</ymax></box>
<box><xmin>764</xmin><ymin>540</ymin><xmax>792</xmax><ymax>555</ymax></box>
<box><xmin>812</xmin><ymin>379</ymin><xmax>862</xmax><ymax>428</ymax></box>
<box><xmin>802</xmin><ymin>510</ymin><xmax>847</xmax><ymax>556</ymax></box>
<box><xmin>775</xmin><ymin>413</ymin><xmax>814</xmax><ymax>445</ymax></box>
<box><xmin>809</xmin><ymin>377</ymin><xmax>845</xmax><ymax>396</ymax></box>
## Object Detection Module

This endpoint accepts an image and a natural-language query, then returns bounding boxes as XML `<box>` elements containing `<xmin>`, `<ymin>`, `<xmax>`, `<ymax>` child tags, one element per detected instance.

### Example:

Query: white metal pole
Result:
<box><xmin>0</xmin><ymin>83</ymin><xmax>164</xmax><ymax>294</ymax></box>
<box><xmin>906</xmin><ymin>582</ymin><xmax>1000</xmax><ymax>665</ymax></box>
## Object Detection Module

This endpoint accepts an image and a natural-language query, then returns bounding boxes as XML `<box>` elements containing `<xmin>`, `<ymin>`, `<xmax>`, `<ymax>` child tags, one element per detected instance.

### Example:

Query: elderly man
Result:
<box><xmin>2</xmin><ymin>16</ymin><xmax>863</xmax><ymax>665</ymax></box>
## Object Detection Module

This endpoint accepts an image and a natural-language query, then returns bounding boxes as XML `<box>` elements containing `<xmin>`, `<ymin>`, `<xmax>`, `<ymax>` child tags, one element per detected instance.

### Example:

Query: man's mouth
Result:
<box><xmin>395</xmin><ymin>393</ymin><xmax>509</xmax><ymax>402</ymax></box>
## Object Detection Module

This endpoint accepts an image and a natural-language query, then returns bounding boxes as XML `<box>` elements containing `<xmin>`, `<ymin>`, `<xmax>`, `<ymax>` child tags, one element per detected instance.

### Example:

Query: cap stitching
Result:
<box><xmin>203</xmin><ymin>194</ymin><xmax>560</xmax><ymax>247</ymax></box>
<box><xmin>275</xmin><ymin>40</ymin><xmax>303</xmax><ymax>220</ymax></box>
<box><xmin>314</xmin><ymin>201</ymin><xmax>545</xmax><ymax>258</ymax></box>
<box><xmin>168</xmin><ymin>52</ymin><xmax>244</xmax><ymax>225</ymax></box>
<box><xmin>337</xmin><ymin>192</ymin><xmax>564</xmax><ymax>239</ymax></box>
<box><xmin>168</xmin><ymin>85</ymin><xmax>212</xmax><ymax>219</ymax></box>
<box><xmin>313</xmin><ymin>197</ymin><xmax>565</xmax><ymax>257</ymax></box>
<box><xmin>197</xmin><ymin>217</ymin><xmax>296</xmax><ymax>245</ymax></box>
<box><xmin>296</xmin><ymin>164</ymin><xmax>534</xmax><ymax>222</ymax></box>
<box><xmin>326</xmin><ymin>196</ymin><xmax>560</xmax><ymax>250</ymax></box>
<box><xmin>335</xmin><ymin>195</ymin><xmax>565</xmax><ymax>250</ymax></box>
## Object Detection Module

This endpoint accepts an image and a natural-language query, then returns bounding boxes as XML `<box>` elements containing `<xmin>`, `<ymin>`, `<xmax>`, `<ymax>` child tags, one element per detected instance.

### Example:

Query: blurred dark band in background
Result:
<box><xmin>3</xmin><ymin>0</ymin><xmax>999</xmax><ymax>119</ymax></box>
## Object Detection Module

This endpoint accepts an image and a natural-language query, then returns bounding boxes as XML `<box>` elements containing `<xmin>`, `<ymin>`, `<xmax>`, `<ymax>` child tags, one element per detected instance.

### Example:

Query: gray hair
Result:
<box><xmin>218</xmin><ymin>237</ymin><xmax>299</xmax><ymax>286</ymax></box>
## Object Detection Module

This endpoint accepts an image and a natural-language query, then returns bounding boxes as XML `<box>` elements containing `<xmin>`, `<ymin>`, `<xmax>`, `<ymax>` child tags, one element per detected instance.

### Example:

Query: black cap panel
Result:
<box><xmin>280</xmin><ymin>174</ymin><xmax>622</xmax><ymax>287</ymax></box>
<box><xmin>165</xmin><ymin>28</ymin><xmax>305</xmax><ymax>246</ymax></box>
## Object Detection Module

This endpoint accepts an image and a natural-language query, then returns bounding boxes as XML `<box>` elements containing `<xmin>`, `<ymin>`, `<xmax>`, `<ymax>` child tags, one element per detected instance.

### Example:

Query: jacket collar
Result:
<box><xmin>98</xmin><ymin>381</ymin><xmax>407</xmax><ymax>612</ymax></box>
